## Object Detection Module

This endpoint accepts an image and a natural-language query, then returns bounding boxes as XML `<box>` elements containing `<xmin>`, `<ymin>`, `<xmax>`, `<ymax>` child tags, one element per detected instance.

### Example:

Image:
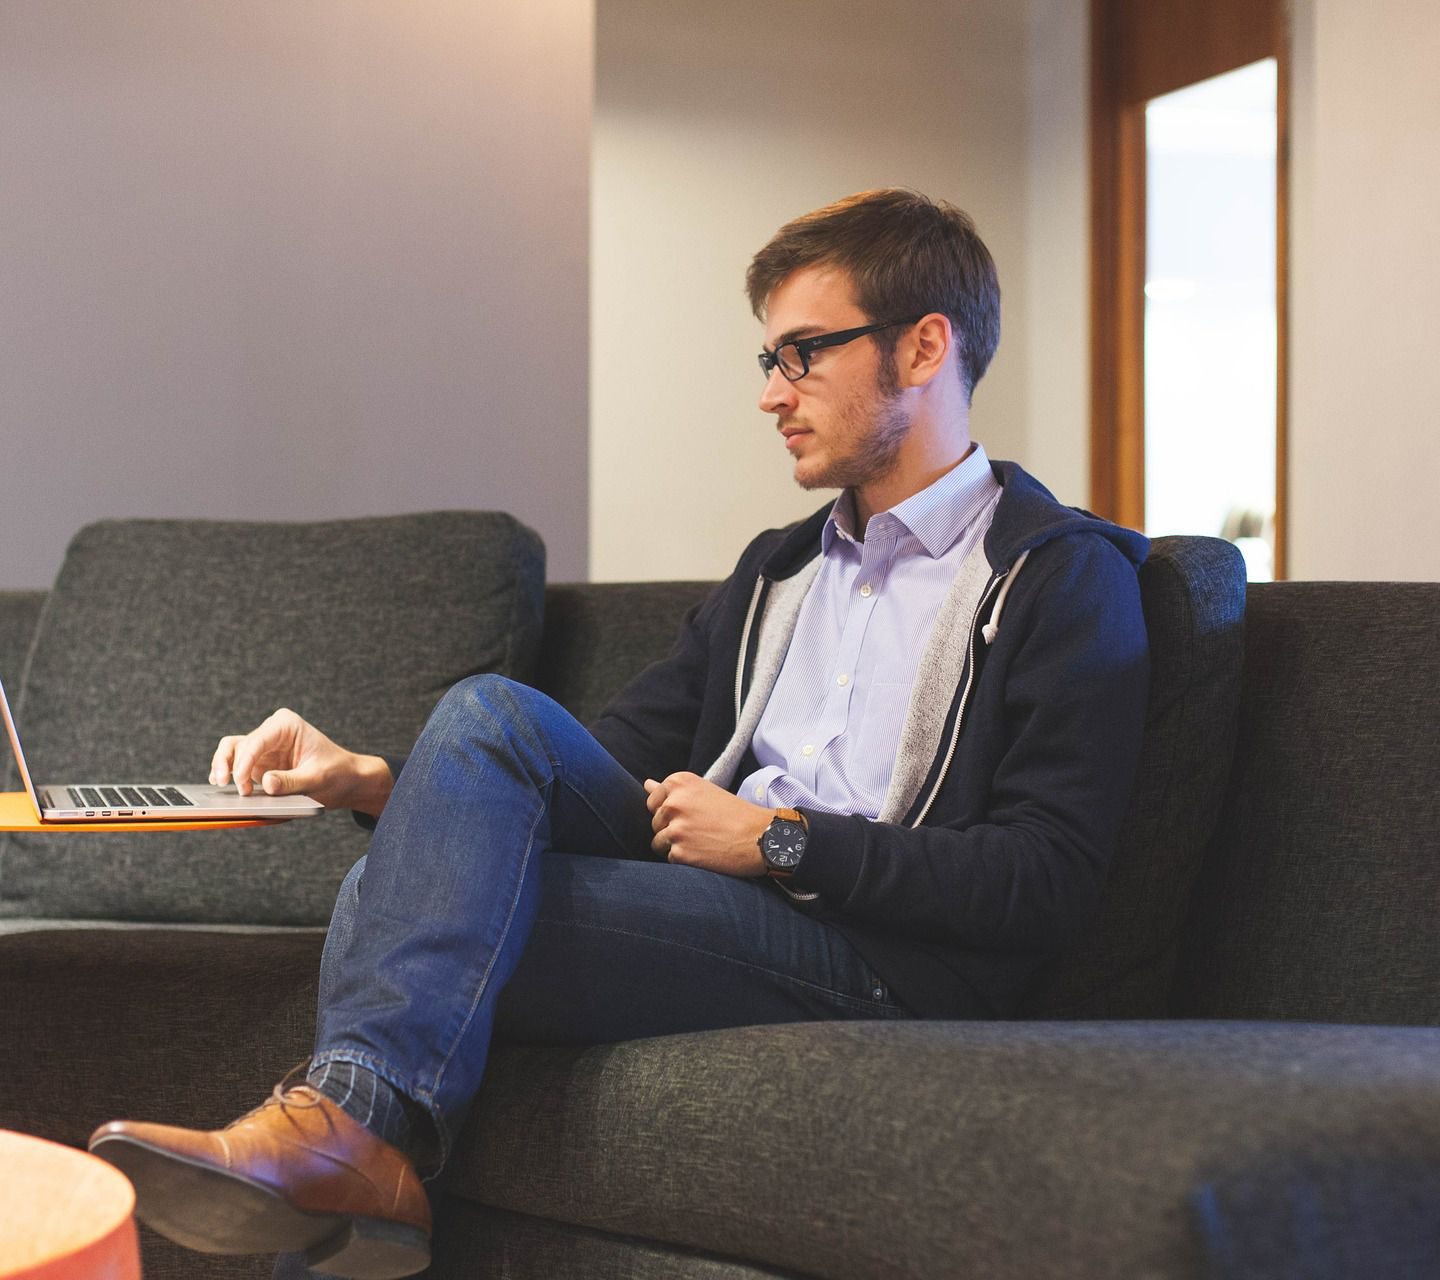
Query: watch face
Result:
<box><xmin>763</xmin><ymin>819</ymin><xmax>806</xmax><ymax>868</ymax></box>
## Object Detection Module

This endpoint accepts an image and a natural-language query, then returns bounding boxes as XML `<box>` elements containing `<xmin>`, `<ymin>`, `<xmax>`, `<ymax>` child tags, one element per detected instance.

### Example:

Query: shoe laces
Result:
<box><xmin>226</xmin><ymin>1060</ymin><xmax>322</xmax><ymax>1128</ymax></box>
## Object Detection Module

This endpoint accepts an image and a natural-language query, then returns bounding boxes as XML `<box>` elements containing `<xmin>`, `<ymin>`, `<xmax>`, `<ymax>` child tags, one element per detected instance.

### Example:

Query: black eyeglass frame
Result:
<box><xmin>757</xmin><ymin>315</ymin><xmax>925</xmax><ymax>383</ymax></box>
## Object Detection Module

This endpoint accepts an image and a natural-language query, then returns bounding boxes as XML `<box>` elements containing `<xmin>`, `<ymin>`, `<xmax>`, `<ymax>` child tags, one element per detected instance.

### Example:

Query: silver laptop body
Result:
<box><xmin>1</xmin><ymin>673</ymin><xmax>323</xmax><ymax>823</ymax></box>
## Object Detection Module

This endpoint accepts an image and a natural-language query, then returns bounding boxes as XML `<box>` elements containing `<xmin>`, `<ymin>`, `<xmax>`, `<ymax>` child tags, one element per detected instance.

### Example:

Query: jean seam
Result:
<box><xmin>552</xmin><ymin>756</ymin><xmax>651</xmax><ymax>860</ymax></box>
<box><xmin>531</xmin><ymin>912</ymin><xmax>896</xmax><ymax>1016</ymax></box>
<box><xmin>418</xmin><ymin>795</ymin><xmax>545</xmax><ymax>1165</ymax></box>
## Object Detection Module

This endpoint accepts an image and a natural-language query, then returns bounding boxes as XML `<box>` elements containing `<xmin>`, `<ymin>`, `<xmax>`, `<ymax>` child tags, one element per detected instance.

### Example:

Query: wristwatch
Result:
<box><xmin>758</xmin><ymin>808</ymin><xmax>808</xmax><ymax>878</ymax></box>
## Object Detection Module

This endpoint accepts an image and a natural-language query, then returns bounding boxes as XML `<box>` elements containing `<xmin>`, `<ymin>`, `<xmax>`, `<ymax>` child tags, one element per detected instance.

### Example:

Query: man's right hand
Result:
<box><xmin>209</xmin><ymin>708</ymin><xmax>394</xmax><ymax>818</ymax></box>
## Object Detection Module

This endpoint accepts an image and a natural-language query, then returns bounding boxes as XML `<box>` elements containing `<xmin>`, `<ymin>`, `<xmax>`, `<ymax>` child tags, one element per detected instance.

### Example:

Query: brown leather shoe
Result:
<box><xmin>89</xmin><ymin>1082</ymin><xmax>431</xmax><ymax>1279</ymax></box>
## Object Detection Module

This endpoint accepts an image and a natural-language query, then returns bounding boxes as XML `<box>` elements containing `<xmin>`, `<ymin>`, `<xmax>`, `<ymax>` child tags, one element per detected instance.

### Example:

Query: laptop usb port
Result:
<box><xmin>118</xmin><ymin>810</ymin><xmax>134</xmax><ymax>816</ymax></box>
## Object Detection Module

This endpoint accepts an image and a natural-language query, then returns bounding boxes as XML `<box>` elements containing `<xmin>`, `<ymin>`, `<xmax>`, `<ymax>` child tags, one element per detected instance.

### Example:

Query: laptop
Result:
<box><xmin>1</xmin><ymin>672</ymin><xmax>323</xmax><ymax>823</ymax></box>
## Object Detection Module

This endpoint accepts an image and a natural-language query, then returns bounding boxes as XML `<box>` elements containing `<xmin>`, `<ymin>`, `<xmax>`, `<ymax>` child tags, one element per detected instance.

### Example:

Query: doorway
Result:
<box><xmin>1090</xmin><ymin>0</ymin><xmax>1288</xmax><ymax>578</ymax></box>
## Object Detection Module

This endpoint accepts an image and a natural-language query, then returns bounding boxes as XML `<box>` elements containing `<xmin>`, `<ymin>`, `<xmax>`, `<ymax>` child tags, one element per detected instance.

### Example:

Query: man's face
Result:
<box><xmin>758</xmin><ymin>266</ymin><xmax>910</xmax><ymax>494</ymax></box>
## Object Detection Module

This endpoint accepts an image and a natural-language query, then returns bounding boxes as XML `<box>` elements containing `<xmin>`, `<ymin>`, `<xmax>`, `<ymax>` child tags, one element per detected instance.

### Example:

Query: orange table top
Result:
<box><xmin>0</xmin><ymin>1130</ymin><xmax>140</xmax><ymax>1279</ymax></box>
<box><xmin>0</xmin><ymin>792</ymin><xmax>279</xmax><ymax>833</ymax></box>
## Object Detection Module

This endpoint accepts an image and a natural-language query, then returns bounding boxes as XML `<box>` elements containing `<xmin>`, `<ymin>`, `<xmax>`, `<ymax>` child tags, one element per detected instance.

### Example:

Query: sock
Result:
<box><xmin>307</xmin><ymin>1060</ymin><xmax>420</xmax><ymax>1160</ymax></box>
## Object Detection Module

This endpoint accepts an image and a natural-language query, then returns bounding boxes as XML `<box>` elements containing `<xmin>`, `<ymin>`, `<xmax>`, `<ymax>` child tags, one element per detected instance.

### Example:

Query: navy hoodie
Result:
<box><xmin>590</xmin><ymin>461</ymin><xmax>1151</xmax><ymax>1018</ymax></box>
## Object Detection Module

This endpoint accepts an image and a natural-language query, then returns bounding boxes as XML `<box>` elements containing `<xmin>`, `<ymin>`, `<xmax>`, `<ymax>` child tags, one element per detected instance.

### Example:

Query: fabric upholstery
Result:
<box><xmin>1022</xmin><ymin>534</ymin><xmax>1247</xmax><ymax>1017</ymax></box>
<box><xmin>0</xmin><ymin>513</ymin><xmax>544</xmax><ymax>924</ymax></box>
<box><xmin>537</xmin><ymin>581</ymin><xmax>714</xmax><ymax>728</ymax></box>
<box><xmin>0</xmin><ymin>589</ymin><xmax>44</xmax><ymax>784</ymax></box>
<box><xmin>0</xmin><ymin>589</ymin><xmax>43</xmax><ymax>694</ymax></box>
<box><xmin>0</xmin><ymin>921</ymin><xmax>323</xmax><ymax>1279</ymax></box>
<box><xmin>1174</xmin><ymin>581</ymin><xmax>1440</xmax><ymax>1025</ymax></box>
<box><xmin>430</xmin><ymin>1204</ymin><xmax>798</xmax><ymax>1279</ymax></box>
<box><xmin>445</xmin><ymin>1020</ymin><xmax>1440</xmax><ymax>1280</ymax></box>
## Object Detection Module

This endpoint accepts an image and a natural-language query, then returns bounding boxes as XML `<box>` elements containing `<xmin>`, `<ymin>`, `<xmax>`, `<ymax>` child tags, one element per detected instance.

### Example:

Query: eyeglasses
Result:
<box><xmin>758</xmin><ymin>316</ymin><xmax>923</xmax><ymax>383</ymax></box>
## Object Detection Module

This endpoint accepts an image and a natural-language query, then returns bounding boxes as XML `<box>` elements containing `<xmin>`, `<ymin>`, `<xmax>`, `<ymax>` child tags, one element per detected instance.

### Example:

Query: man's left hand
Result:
<box><xmin>644</xmin><ymin>772</ymin><xmax>772</xmax><ymax>877</ymax></box>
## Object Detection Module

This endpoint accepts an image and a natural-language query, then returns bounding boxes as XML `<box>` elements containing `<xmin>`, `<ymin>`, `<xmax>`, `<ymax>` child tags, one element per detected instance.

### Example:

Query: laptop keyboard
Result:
<box><xmin>66</xmin><ymin>786</ymin><xmax>194</xmax><ymax>809</ymax></box>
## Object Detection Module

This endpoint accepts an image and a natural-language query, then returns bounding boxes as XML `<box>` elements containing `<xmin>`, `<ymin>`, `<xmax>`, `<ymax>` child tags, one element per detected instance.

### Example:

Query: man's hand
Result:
<box><xmin>644</xmin><ymin>772</ymin><xmax>772</xmax><ymax>877</ymax></box>
<box><xmin>210</xmin><ymin>708</ymin><xmax>394</xmax><ymax>818</ymax></box>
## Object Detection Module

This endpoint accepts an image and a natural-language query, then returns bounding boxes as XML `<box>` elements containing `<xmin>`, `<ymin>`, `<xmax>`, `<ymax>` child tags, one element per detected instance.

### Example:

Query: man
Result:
<box><xmin>90</xmin><ymin>189</ymin><xmax>1150</xmax><ymax>1279</ymax></box>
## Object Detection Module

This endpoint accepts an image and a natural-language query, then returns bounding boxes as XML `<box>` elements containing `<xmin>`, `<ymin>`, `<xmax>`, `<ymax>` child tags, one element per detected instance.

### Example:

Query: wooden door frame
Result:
<box><xmin>1089</xmin><ymin>0</ymin><xmax>1289</xmax><ymax>575</ymax></box>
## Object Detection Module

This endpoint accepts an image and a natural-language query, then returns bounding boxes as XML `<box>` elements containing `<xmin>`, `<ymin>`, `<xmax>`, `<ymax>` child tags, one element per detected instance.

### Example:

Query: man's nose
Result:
<box><xmin>759</xmin><ymin>366</ymin><xmax>798</xmax><ymax>415</ymax></box>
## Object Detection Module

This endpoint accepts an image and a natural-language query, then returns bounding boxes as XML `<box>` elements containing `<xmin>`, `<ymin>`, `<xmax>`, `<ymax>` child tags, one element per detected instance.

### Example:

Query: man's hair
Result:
<box><xmin>746</xmin><ymin>188</ymin><xmax>1001</xmax><ymax>397</ymax></box>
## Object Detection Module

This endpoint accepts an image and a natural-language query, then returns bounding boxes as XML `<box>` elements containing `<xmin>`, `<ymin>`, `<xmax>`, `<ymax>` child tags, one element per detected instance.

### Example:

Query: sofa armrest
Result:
<box><xmin>444</xmin><ymin>1020</ymin><xmax>1440</xmax><ymax>1280</ymax></box>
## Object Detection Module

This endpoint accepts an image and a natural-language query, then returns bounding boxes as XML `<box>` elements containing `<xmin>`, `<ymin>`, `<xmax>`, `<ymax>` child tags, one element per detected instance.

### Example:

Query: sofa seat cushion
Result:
<box><xmin>444</xmin><ymin>1020</ymin><xmax>1440</xmax><ymax>1280</ymax></box>
<box><xmin>0</xmin><ymin>512</ymin><xmax>543</xmax><ymax>925</ymax></box>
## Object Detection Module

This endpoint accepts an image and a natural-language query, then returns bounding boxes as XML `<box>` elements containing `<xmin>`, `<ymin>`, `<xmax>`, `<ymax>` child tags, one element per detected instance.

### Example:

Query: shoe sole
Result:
<box><xmin>90</xmin><ymin>1134</ymin><xmax>430</xmax><ymax>1279</ymax></box>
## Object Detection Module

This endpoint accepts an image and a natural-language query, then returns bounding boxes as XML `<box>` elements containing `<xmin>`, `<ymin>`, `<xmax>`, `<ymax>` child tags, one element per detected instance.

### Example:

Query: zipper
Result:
<box><xmin>733</xmin><ymin>576</ymin><xmax>766</xmax><ymax>723</ymax></box>
<box><xmin>735</xmin><ymin>574</ymin><xmax>820</xmax><ymax>901</ymax></box>
<box><xmin>910</xmin><ymin>571</ymin><xmax>1003</xmax><ymax>828</ymax></box>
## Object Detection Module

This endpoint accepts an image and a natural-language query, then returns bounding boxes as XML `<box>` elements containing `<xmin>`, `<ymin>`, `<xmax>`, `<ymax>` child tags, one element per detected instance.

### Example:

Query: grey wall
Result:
<box><xmin>0</xmin><ymin>1</ymin><xmax>592</xmax><ymax>589</ymax></box>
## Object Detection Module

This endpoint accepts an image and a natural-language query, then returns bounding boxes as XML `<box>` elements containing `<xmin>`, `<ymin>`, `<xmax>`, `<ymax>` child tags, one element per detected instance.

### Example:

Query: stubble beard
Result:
<box><xmin>793</xmin><ymin>356</ymin><xmax>910</xmax><ymax>493</ymax></box>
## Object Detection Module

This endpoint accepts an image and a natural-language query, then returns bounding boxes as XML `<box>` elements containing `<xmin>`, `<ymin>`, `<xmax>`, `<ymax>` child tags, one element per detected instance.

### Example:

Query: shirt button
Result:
<box><xmin>802</xmin><ymin>744</ymin><xmax>814</xmax><ymax>757</ymax></box>
<box><xmin>859</xmin><ymin>583</ymin><xmax>873</xmax><ymax>598</ymax></box>
<box><xmin>753</xmin><ymin>785</ymin><xmax>764</xmax><ymax>801</ymax></box>
<box><xmin>836</xmin><ymin>673</ymin><xmax>849</xmax><ymax>687</ymax></box>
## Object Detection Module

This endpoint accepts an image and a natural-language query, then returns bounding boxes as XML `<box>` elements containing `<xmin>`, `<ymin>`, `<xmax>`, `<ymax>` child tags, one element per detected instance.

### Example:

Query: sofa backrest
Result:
<box><xmin>0</xmin><ymin>590</ymin><xmax>45</xmax><ymax>782</ymax></box>
<box><xmin>536</xmin><ymin>582</ymin><xmax>714</xmax><ymax>728</ymax></box>
<box><xmin>1172</xmin><ymin>581</ymin><xmax>1440</xmax><ymax>1026</ymax></box>
<box><xmin>1021</xmin><ymin>534</ymin><xmax>1248</xmax><ymax>1018</ymax></box>
<box><xmin>0</xmin><ymin>513</ymin><xmax>545</xmax><ymax>927</ymax></box>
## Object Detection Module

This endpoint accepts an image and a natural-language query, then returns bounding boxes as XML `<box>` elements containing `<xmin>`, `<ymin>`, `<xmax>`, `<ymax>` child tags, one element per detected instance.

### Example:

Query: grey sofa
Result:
<box><xmin>1</xmin><ymin>513</ymin><xmax>1436</xmax><ymax>1279</ymax></box>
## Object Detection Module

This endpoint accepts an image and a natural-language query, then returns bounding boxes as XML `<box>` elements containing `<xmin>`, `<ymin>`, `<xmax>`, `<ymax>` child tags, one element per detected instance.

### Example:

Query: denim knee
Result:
<box><xmin>431</xmin><ymin>673</ymin><xmax>540</xmax><ymax>732</ymax></box>
<box><xmin>429</xmin><ymin>673</ymin><xmax>566</xmax><ymax>755</ymax></box>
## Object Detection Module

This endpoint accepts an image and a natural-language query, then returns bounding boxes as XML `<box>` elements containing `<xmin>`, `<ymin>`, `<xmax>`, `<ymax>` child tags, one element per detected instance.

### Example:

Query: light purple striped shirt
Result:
<box><xmin>738</xmin><ymin>444</ymin><xmax>1001</xmax><ymax>819</ymax></box>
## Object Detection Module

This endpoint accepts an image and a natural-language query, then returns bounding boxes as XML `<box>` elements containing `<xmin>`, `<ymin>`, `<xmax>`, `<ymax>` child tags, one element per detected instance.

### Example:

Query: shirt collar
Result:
<box><xmin>822</xmin><ymin>443</ymin><xmax>998</xmax><ymax>558</ymax></box>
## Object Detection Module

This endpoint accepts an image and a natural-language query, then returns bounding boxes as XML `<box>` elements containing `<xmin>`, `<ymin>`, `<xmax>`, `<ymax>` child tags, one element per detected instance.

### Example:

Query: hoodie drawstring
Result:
<box><xmin>981</xmin><ymin>549</ymin><xmax>1031</xmax><ymax>645</ymax></box>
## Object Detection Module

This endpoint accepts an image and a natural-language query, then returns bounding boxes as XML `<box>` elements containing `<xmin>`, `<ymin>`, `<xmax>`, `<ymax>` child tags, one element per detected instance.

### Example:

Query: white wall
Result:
<box><xmin>0</xmin><ymin>1</ymin><xmax>593</xmax><ymax>589</ymax></box>
<box><xmin>15</xmin><ymin>2</ymin><xmax>1426</xmax><ymax>590</ymax></box>
<box><xmin>1023</xmin><ymin>0</ymin><xmax>1091</xmax><ymax>509</ymax></box>
<box><xmin>1287</xmin><ymin>0</ymin><xmax>1440</xmax><ymax>580</ymax></box>
<box><xmin>592</xmin><ymin>0</ymin><xmax>1048</xmax><ymax>582</ymax></box>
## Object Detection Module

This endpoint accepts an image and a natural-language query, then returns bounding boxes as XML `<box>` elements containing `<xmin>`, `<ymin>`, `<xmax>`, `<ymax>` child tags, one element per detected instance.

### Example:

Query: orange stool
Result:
<box><xmin>0</xmin><ymin>1130</ymin><xmax>140</xmax><ymax>1279</ymax></box>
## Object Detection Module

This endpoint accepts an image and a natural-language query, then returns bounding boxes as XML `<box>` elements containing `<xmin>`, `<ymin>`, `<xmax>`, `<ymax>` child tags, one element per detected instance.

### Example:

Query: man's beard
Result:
<box><xmin>795</xmin><ymin>354</ymin><xmax>910</xmax><ymax>492</ymax></box>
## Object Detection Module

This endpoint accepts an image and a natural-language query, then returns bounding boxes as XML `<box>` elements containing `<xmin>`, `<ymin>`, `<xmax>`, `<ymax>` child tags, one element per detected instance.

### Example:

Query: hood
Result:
<box><xmin>984</xmin><ymin>460</ymin><xmax>1150</xmax><ymax>572</ymax></box>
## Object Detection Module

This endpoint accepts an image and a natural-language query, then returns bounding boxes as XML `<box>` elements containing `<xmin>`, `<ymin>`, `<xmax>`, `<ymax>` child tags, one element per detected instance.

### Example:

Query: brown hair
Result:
<box><xmin>746</xmin><ymin>188</ymin><xmax>1001</xmax><ymax>396</ymax></box>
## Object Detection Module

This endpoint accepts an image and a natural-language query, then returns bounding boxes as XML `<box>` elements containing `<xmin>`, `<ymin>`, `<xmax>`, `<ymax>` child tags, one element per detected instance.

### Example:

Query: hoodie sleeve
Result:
<box><xmin>786</xmin><ymin>533</ymin><xmax>1150</xmax><ymax>953</ymax></box>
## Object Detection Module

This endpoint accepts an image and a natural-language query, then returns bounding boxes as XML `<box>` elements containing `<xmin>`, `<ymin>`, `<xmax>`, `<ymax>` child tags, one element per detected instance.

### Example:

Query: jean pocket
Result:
<box><xmin>859</xmin><ymin>972</ymin><xmax>909</xmax><ymax>1018</ymax></box>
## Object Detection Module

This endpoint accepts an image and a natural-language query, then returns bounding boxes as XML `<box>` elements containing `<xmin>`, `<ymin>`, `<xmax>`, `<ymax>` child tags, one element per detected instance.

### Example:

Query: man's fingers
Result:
<box><xmin>228</xmin><ymin>729</ymin><xmax>276</xmax><ymax>796</ymax></box>
<box><xmin>261</xmin><ymin>768</ymin><xmax>303</xmax><ymax>796</ymax></box>
<box><xmin>209</xmin><ymin>736</ymin><xmax>240</xmax><ymax>786</ymax></box>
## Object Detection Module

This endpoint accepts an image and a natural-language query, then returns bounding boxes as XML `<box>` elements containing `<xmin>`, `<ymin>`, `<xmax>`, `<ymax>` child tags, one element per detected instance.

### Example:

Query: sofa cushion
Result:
<box><xmin>0</xmin><ymin>512</ymin><xmax>543</xmax><ymax>925</ymax></box>
<box><xmin>0</xmin><ymin>590</ymin><xmax>45</xmax><ymax>788</ymax></box>
<box><xmin>0</xmin><ymin>590</ymin><xmax>44</xmax><ymax>696</ymax></box>
<box><xmin>1021</xmin><ymin>534</ymin><xmax>1247</xmax><ymax>1017</ymax></box>
<box><xmin>1173</xmin><ymin>581</ymin><xmax>1440</xmax><ymax>1025</ymax></box>
<box><xmin>443</xmin><ymin>1020</ymin><xmax>1440</xmax><ymax>1280</ymax></box>
<box><xmin>537</xmin><ymin>582</ymin><xmax>715</xmax><ymax>728</ymax></box>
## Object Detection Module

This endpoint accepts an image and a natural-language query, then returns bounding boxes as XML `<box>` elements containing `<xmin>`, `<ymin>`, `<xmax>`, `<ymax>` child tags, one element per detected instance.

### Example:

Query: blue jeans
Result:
<box><xmin>308</xmin><ymin>675</ymin><xmax>908</xmax><ymax>1168</ymax></box>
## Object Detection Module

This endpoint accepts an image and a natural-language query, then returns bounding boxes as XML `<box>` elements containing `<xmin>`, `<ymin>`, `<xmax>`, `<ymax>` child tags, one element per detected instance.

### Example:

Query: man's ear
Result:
<box><xmin>901</xmin><ymin>313</ymin><xmax>955</xmax><ymax>387</ymax></box>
